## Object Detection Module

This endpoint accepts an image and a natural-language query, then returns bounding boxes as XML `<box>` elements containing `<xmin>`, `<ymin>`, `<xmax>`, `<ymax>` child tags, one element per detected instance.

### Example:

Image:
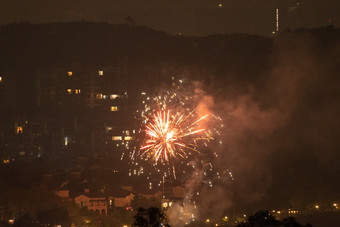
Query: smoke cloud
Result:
<box><xmin>209</xmin><ymin>31</ymin><xmax>340</xmax><ymax>210</ymax></box>
<box><xmin>169</xmin><ymin>30</ymin><xmax>340</xmax><ymax>220</ymax></box>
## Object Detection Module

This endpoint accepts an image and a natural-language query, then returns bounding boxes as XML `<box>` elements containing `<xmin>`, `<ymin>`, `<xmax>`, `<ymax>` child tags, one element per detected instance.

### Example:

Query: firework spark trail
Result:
<box><xmin>140</xmin><ymin>109</ymin><xmax>210</xmax><ymax>163</ymax></box>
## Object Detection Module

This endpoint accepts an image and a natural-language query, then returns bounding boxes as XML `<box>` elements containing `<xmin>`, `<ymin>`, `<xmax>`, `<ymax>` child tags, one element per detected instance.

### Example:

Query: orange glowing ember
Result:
<box><xmin>141</xmin><ymin>110</ymin><xmax>209</xmax><ymax>162</ymax></box>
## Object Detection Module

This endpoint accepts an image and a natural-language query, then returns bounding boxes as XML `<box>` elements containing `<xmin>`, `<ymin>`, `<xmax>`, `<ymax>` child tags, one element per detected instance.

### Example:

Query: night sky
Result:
<box><xmin>0</xmin><ymin>0</ymin><xmax>339</xmax><ymax>36</ymax></box>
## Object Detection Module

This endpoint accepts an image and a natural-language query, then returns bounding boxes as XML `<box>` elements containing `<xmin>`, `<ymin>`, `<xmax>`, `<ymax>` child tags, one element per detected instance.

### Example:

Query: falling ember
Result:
<box><xmin>140</xmin><ymin>109</ymin><xmax>211</xmax><ymax>163</ymax></box>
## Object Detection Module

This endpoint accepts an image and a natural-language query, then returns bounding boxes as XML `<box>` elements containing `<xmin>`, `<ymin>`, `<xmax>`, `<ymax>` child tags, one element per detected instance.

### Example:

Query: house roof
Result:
<box><xmin>74</xmin><ymin>192</ymin><xmax>106</xmax><ymax>200</ymax></box>
<box><xmin>107</xmin><ymin>187</ymin><xmax>132</xmax><ymax>198</ymax></box>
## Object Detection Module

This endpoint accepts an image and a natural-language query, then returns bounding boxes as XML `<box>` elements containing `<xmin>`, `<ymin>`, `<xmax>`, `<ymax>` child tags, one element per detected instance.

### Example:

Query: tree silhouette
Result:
<box><xmin>147</xmin><ymin>207</ymin><xmax>162</xmax><ymax>227</ymax></box>
<box><xmin>281</xmin><ymin>217</ymin><xmax>313</xmax><ymax>227</ymax></box>
<box><xmin>132</xmin><ymin>207</ymin><xmax>169</xmax><ymax>227</ymax></box>
<box><xmin>37</xmin><ymin>207</ymin><xmax>71</xmax><ymax>226</ymax></box>
<box><xmin>132</xmin><ymin>207</ymin><xmax>148</xmax><ymax>227</ymax></box>
<box><xmin>237</xmin><ymin>210</ymin><xmax>313</xmax><ymax>227</ymax></box>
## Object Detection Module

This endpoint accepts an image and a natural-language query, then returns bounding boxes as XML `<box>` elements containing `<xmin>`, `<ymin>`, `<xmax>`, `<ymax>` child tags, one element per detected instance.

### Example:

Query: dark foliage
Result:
<box><xmin>237</xmin><ymin>210</ymin><xmax>313</xmax><ymax>227</ymax></box>
<box><xmin>132</xmin><ymin>207</ymin><xmax>169</xmax><ymax>227</ymax></box>
<box><xmin>37</xmin><ymin>207</ymin><xmax>71</xmax><ymax>226</ymax></box>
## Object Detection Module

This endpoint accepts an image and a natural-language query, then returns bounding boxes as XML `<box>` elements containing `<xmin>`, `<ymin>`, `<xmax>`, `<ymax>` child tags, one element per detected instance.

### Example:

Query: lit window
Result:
<box><xmin>67</xmin><ymin>89</ymin><xmax>72</xmax><ymax>94</ymax></box>
<box><xmin>75</xmin><ymin>89</ymin><xmax>81</xmax><ymax>94</ymax></box>
<box><xmin>0</xmin><ymin>76</ymin><xmax>2</xmax><ymax>82</ymax></box>
<box><xmin>125</xmin><ymin>136</ymin><xmax>132</xmax><ymax>140</ymax></box>
<box><xmin>110</xmin><ymin>94</ymin><xmax>119</xmax><ymax>99</ymax></box>
<box><xmin>112</xmin><ymin>136</ymin><xmax>122</xmax><ymax>140</ymax></box>
<box><xmin>96</xmin><ymin>94</ymin><xmax>103</xmax><ymax>99</ymax></box>
<box><xmin>103</xmin><ymin>95</ymin><xmax>107</xmax><ymax>99</ymax></box>
<box><xmin>67</xmin><ymin>71</ymin><xmax>72</xmax><ymax>76</ymax></box>
<box><xmin>98</xmin><ymin>70</ymin><xmax>103</xmax><ymax>76</ymax></box>
<box><xmin>110</xmin><ymin>106</ymin><xmax>118</xmax><ymax>111</ymax></box>
<box><xmin>16</xmin><ymin>126</ymin><xmax>23</xmax><ymax>134</ymax></box>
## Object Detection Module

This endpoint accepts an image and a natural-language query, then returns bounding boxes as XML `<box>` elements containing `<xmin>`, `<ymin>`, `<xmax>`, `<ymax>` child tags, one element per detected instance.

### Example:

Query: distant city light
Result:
<box><xmin>110</xmin><ymin>106</ymin><xmax>118</xmax><ymax>111</ymax></box>
<box><xmin>16</xmin><ymin>126</ymin><xmax>23</xmax><ymax>134</ymax></box>
<box><xmin>67</xmin><ymin>71</ymin><xmax>72</xmax><ymax>76</ymax></box>
<box><xmin>110</xmin><ymin>94</ymin><xmax>119</xmax><ymax>99</ymax></box>
<box><xmin>289</xmin><ymin>210</ymin><xmax>298</xmax><ymax>214</ymax></box>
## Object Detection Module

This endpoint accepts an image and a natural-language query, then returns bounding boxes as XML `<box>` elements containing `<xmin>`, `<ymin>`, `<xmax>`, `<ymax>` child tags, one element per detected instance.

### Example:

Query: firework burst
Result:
<box><xmin>141</xmin><ymin>109</ymin><xmax>210</xmax><ymax>162</ymax></box>
<box><xmin>132</xmin><ymin>78</ymin><xmax>231</xmax><ymax>183</ymax></box>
